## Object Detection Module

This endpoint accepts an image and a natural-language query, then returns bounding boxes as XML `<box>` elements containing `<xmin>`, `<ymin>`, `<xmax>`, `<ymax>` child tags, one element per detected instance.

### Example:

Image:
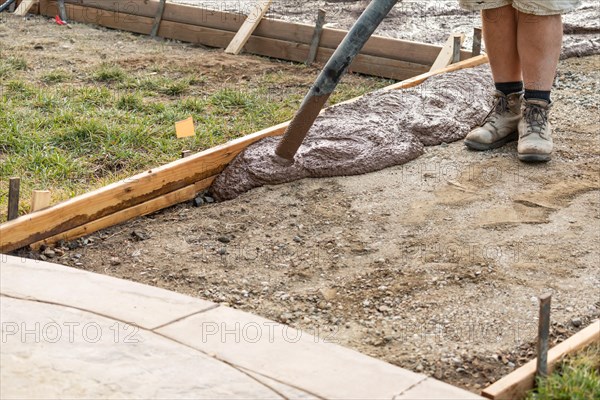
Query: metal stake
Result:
<box><xmin>8</xmin><ymin>177</ymin><xmax>20</xmax><ymax>221</ymax></box>
<box><xmin>536</xmin><ymin>293</ymin><xmax>552</xmax><ymax>379</ymax></box>
<box><xmin>306</xmin><ymin>9</ymin><xmax>326</xmax><ymax>65</ymax></box>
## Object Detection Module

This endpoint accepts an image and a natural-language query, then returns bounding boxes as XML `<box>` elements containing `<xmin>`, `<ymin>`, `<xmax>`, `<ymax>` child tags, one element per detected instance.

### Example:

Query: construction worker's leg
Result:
<box><xmin>513</xmin><ymin>0</ymin><xmax>579</xmax><ymax>162</ymax></box>
<box><xmin>460</xmin><ymin>1</ymin><xmax>523</xmax><ymax>150</ymax></box>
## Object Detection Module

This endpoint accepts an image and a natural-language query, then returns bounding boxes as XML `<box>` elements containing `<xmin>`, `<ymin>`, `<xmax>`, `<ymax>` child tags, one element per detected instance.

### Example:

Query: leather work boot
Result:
<box><xmin>464</xmin><ymin>90</ymin><xmax>523</xmax><ymax>151</ymax></box>
<box><xmin>518</xmin><ymin>99</ymin><xmax>553</xmax><ymax>163</ymax></box>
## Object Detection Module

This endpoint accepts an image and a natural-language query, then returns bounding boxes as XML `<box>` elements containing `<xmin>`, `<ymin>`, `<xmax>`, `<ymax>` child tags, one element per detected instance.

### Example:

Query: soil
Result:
<box><xmin>4</xmin><ymin>3</ymin><xmax>600</xmax><ymax>395</ymax></box>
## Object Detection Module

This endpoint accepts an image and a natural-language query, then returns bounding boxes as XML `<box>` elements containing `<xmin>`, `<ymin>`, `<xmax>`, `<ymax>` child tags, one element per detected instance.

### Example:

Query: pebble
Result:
<box><xmin>43</xmin><ymin>248</ymin><xmax>56</xmax><ymax>258</ymax></box>
<box><xmin>132</xmin><ymin>230</ymin><xmax>151</xmax><ymax>241</ymax></box>
<box><xmin>192</xmin><ymin>196</ymin><xmax>205</xmax><ymax>207</ymax></box>
<box><xmin>293</xmin><ymin>236</ymin><xmax>303</xmax><ymax>243</ymax></box>
<box><xmin>109</xmin><ymin>257</ymin><xmax>121</xmax><ymax>266</ymax></box>
<box><xmin>571</xmin><ymin>317</ymin><xmax>582</xmax><ymax>328</ymax></box>
<box><xmin>218</xmin><ymin>236</ymin><xmax>231</xmax><ymax>244</ymax></box>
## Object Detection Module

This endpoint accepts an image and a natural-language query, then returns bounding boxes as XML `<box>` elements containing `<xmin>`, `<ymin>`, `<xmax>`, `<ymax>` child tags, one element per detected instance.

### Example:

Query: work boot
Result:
<box><xmin>518</xmin><ymin>99</ymin><xmax>553</xmax><ymax>163</ymax></box>
<box><xmin>464</xmin><ymin>90</ymin><xmax>523</xmax><ymax>151</ymax></box>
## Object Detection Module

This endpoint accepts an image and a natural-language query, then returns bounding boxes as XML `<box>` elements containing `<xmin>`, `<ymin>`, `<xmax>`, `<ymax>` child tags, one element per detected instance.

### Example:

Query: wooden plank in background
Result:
<box><xmin>14</xmin><ymin>0</ymin><xmax>37</xmax><ymax>16</ymax></box>
<box><xmin>225</xmin><ymin>0</ymin><xmax>272</xmax><ymax>55</ymax></box>
<box><xmin>39</xmin><ymin>2</ymin><xmax>429</xmax><ymax>81</ymax></box>
<box><xmin>482</xmin><ymin>320</ymin><xmax>599</xmax><ymax>399</ymax></box>
<box><xmin>430</xmin><ymin>33</ymin><xmax>465</xmax><ymax>72</ymax></box>
<box><xmin>58</xmin><ymin>0</ymin><xmax>472</xmax><ymax>65</ymax></box>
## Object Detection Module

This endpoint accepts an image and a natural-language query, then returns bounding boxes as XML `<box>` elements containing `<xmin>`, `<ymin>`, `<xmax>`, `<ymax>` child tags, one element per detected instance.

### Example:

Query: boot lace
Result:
<box><xmin>480</xmin><ymin>94</ymin><xmax>509</xmax><ymax>126</ymax></box>
<box><xmin>522</xmin><ymin>103</ymin><xmax>549</xmax><ymax>139</ymax></box>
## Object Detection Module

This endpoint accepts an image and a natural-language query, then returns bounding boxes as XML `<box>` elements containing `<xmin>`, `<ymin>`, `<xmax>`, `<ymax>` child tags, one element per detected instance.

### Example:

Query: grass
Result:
<box><xmin>526</xmin><ymin>342</ymin><xmax>600</xmax><ymax>400</ymax></box>
<box><xmin>0</xmin><ymin>51</ymin><xmax>392</xmax><ymax>221</ymax></box>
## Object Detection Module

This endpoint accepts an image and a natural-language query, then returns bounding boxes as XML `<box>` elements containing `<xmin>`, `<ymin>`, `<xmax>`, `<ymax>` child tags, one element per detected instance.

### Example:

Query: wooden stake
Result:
<box><xmin>430</xmin><ymin>33</ymin><xmax>465</xmax><ymax>72</ymax></box>
<box><xmin>306</xmin><ymin>9</ymin><xmax>326</xmax><ymax>65</ymax></box>
<box><xmin>225</xmin><ymin>0</ymin><xmax>272</xmax><ymax>55</ymax></box>
<box><xmin>536</xmin><ymin>293</ymin><xmax>552</xmax><ymax>379</ymax></box>
<box><xmin>57</xmin><ymin>0</ymin><xmax>67</xmax><ymax>22</ymax></box>
<box><xmin>472</xmin><ymin>27</ymin><xmax>482</xmax><ymax>57</ymax></box>
<box><xmin>30</xmin><ymin>190</ymin><xmax>51</xmax><ymax>213</ymax></box>
<box><xmin>150</xmin><ymin>0</ymin><xmax>167</xmax><ymax>38</ymax></box>
<box><xmin>14</xmin><ymin>0</ymin><xmax>38</xmax><ymax>16</ymax></box>
<box><xmin>8</xmin><ymin>178</ymin><xmax>21</xmax><ymax>221</ymax></box>
<box><xmin>452</xmin><ymin>35</ymin><xmax>462</xmax><ymax>64</ymax></box>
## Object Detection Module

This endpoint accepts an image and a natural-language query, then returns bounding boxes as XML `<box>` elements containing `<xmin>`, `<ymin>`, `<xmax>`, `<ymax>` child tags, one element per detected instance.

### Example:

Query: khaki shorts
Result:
<box><xmin>459</xmin><ymin>0</ymin><xmax>581</xmax><ymax>15</ymax></box>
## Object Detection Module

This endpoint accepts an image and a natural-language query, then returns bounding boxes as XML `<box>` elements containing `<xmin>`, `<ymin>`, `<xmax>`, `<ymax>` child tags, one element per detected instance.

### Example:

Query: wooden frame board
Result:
<box><xmin>55</xmin><ymin>0</ymin><xmax>472</xmax><ymax>65</ymax></box>
<box><xmin>482</xmin><ymin>320</ymin><xmax>599</xmax><ymax>399</ymax></box>
<box><xmin>225</xmin><ymin>0</ymin><xmax>272</xmax><ymax>55</ymax></box>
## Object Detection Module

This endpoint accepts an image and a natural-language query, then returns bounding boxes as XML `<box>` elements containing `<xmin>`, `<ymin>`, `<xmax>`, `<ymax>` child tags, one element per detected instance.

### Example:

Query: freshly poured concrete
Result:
<box><xmin>0</xmin><ymin>255</ymin><xmax>483</xmax><ymax>399</ymax></box>
<box><xmin>211</xmin><ymin>66</ymin><xmax>493</xmax><ymax>200</ymax></box>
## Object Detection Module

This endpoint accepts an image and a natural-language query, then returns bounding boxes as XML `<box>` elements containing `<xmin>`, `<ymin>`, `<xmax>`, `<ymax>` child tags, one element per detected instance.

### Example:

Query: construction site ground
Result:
<box><xmin>3</xmin><ymin>1</ymin><xmax>599</xmax><ymax>395</ymax></box>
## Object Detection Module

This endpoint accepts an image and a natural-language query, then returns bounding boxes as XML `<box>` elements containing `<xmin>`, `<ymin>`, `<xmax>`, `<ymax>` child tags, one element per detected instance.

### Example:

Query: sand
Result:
<box><xmin>210</xmin><ymin>65</ymin><xmax>494</xmax><ymax>200</ymax></box>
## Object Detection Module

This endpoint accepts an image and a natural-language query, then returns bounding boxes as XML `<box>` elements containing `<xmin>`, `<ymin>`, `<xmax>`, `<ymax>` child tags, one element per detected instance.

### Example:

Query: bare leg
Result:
<box><xmin>481</xmin><ymin>5</ymin><xmax>521</xmax><ymax>83</ymax></box>
<box><xmin>517</xmin><ymin>12</ymin><xmax>563</xmax><ymax>91</ymax></box>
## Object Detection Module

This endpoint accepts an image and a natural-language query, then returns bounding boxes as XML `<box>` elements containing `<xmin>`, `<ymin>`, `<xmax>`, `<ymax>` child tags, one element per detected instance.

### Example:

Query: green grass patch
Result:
<box><xmin>92</xmin><ymin>63</ymin><xmax>126</xmax><ymax>83</ymax></box>
<box><xmin>42</xmin><ymin>69</ymin><xmax>72</xmax><ymax>84</ymax></box>
<box><xmin>1</xmin><ymin>56</ymin><xmax>392</xmax><ymax>221</ymax></box>
<box><xmin>526</xmin><ymin>342</ymin><xmax>600</xmax><ymax>400</ymax></box>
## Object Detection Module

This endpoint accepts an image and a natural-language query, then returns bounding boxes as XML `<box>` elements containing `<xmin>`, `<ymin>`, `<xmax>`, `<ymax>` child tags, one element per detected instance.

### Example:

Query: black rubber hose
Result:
<box><xmin>0</xmin><ymin>0</ymin><xmax>16</xmax><ymax>13</ymax></box>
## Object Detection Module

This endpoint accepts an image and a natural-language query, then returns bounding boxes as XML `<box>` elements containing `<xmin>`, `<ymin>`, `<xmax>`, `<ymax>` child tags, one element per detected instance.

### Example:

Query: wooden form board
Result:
<box><xmin>482</xmin><ymin>320</ymin><xmax>599</xmax><ymax>399</ymax></box>
<box><xmin>225</xmin><ymin>0</ymin><xmax>272</xmax><ymax>55</ymax></box>
<box><xmin>38</xmin><ymin>1</ymin><xmax>428</xmax><ymax>81</ymax></box>
<box><xmin>0</xmin><ymin>54</ymin><xmax>489</xmax><ymax>253</ymax></box>
<box><xmin>14</xmin><ymin>0</ymin><xmax>38</xmax><ymax>16</ymax></box>
<box><xmin>35</xmin><ymin>177</ymin><xmax>215</xmax><ymax>247</ymax></box>
<box><xmin>30</xmin><ymin>190</ymin><xmax>51</xmax><ymax>212</ymax></box>
<box><xmin>430</xmin><ymin>33</ymin><xmax>466</xmax><ymax>72</ymax></box>
<box><xmin>55</xmin><ymin>0</ymin><xmax>471</xmax><ymax>66</ymax></box>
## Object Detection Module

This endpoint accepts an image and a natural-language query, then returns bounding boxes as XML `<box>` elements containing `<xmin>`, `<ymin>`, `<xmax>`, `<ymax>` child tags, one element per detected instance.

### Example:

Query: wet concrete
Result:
<box><xmin>210</xmin><ymin>65</ymin><xmax>494</xmax><ymax>200</ymax></box>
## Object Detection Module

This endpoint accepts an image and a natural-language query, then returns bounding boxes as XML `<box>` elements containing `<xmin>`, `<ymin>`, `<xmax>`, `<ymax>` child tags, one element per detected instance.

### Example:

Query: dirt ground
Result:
<box><xmin>34</xmin><ymin>54</ymin><xmax>599</xmax><ymax>393</ymax></box>
<box><xmin>4</xmin><ymin>2</ymin><xmax>600</xmax><ymax>395</ymax></box>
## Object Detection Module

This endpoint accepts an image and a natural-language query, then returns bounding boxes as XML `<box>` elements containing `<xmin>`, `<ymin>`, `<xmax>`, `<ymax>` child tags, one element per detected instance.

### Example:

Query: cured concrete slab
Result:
<box><xmin>0</xmin><ymin>255</ymin><xmax>215</xmax><ymax>330</ymax></box>
<box><xmin>0</xmin><ymin>296</ymin><xmax>282</xmax><ymax>399</ymax></box>
<box><xmin>0</xmin><ymin>255</ymin><xmax>483</xmax><ymax>399</ymax></box>
<box><xmin>157</xmin><ymin>306</ymin><xmax>481</xmax><ymax>399</ymax></box>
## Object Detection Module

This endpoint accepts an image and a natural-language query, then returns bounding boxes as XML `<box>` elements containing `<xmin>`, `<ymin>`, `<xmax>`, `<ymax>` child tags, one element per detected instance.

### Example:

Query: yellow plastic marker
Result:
<box><xmin>176</xmin><ymin>117</ymin><xmax>195</xmax><ymax>138</ymax></box>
